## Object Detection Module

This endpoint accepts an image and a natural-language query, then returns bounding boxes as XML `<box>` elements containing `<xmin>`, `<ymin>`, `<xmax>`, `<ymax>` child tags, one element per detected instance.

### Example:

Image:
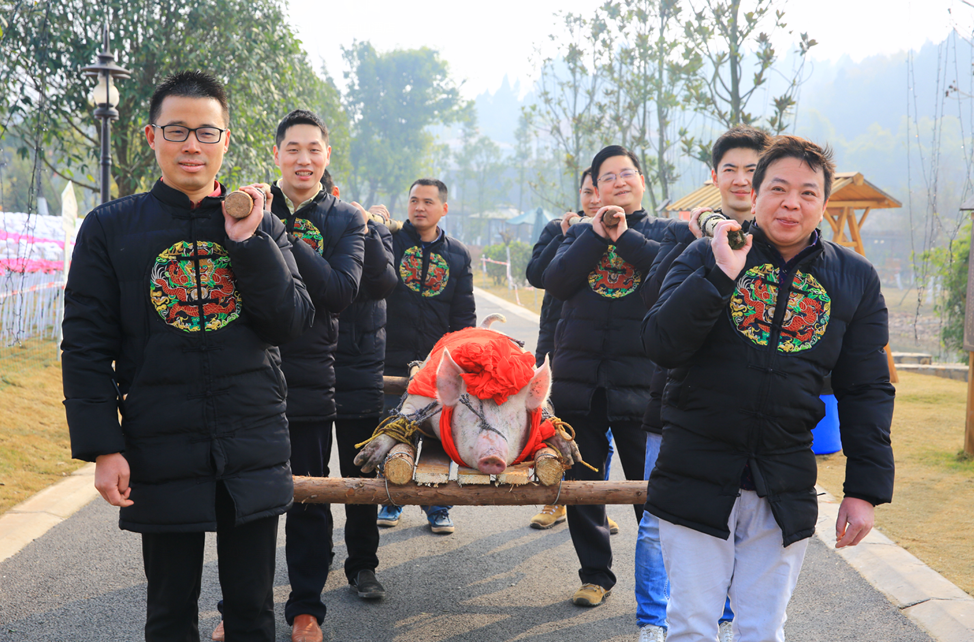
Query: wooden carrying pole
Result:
<box><xmin>292</xmin><ymin>477</ymin><xmax>647</xmax><ymax>506</ymax></box>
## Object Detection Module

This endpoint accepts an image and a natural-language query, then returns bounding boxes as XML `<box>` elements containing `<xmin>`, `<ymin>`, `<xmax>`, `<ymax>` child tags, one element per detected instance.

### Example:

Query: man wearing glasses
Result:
<box><xmin>62</xmin><ymin>71</ymin><xmax>314</xmax><ymax>642</ymax></box>
<box><xmin>543</xmin><ymin>145</ymin><xmax>674</xmax><ymax>607</ymax></box>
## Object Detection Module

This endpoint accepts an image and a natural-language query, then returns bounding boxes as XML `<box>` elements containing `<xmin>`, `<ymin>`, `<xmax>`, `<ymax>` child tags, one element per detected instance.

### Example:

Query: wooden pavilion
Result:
<box><xmin>662</xmin><ymin>171</ymin><xmax>903</xmax><ymax>380</ymax></box>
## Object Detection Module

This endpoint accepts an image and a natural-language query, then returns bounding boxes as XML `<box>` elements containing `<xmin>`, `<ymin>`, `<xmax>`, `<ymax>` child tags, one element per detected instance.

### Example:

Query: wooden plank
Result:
<box><xmin>456</xmin><ymin>464</ymin><xmax>492</xmax><ymax>485</ymax></box>
<box><xmin>823</xmin><ymin>211</ymin><xmax>841</xmax><ymax>234</ymax></box>
<box><xmin>496</xmin><ymin>462</ymin><xmax>532</xmax><ymax>486</ymax></box>
<box><xmin>833</xmin><ymin>207</ymin><xmax>850</xmax><ymax>245</ymax></box>
<box><xmin>293</xmin><ymin>477</ymin><xmax>648</xmax><ymax>506</ymax></box>
<box><xmin>413</xmin><ymin>438</ymin><xmax>451</xmax><ymax>484</ymax></box>
<box><xmin>846</xmin><ymin>205</ymin><xmax>866</xmax><ymax>256</ymax></box>
<box><xmin>828</xmin><ymin>199</ymin><xmax>896</xmax><ymax>208</ymax></box>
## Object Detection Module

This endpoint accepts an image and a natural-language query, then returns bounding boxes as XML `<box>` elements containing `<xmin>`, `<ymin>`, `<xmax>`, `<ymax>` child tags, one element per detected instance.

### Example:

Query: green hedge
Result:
<box><xmin>482</xmin><ymin>241</ymin><xmax>533</xmax><ymax>287</ymax></box>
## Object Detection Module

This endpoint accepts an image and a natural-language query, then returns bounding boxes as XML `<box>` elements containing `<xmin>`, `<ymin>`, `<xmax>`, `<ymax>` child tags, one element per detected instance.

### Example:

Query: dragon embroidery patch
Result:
<box><xmin>400</xmin><ymin>246</ymin><xmax>450</xmax><ymax>297</ymax></box>
<box><xmin>290</xmin><ymin>218</ymin><xmax>325</xmax><ymax>255</ymax></box>
<box><xmin>729</xmin><ymin>264</ymin><xmax>830</xmax><ymax>353</ymax></box>
<box><xmin>149</xmin><ymin>241</ymin><xmax>241</xmax><ymax>332</ymax></box>
<box><xmin>587</xmin><ymin>245</ymin><xmax>640</xmax><ymax>298</ymax></box>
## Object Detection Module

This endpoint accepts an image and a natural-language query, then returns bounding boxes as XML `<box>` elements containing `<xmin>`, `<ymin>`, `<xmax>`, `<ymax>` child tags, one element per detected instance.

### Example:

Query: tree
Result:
<box><xmin>0</xmin><ymin>0</ymin><xmax>345</xmax><ymax>199</ymax></box>
<box><xmin>340</xmin><ymin>42</ymin><xmax>470</xmax><ymax>213</ymax></box>
<box><xmin>922</xmin><ymin>221</ymin><xmax>971</xmax><ymax>362</ymax></box>
<box><xmin>524</xmin><ymin>11</ymin><xmax>613</xmax><ymax>211</ymax></box>
<box><xmin>680</xmin><ymin>0</ymin><xmax>817</xmax><ymax>160</ymax></box>
<box><xmin>600</xmin><ymin>0</ymin><xmax>695</xmax><ymax>210</ymax></box>
<box><xmin>455</xmin><ymin>131</ymin><xmax>510</xmax><ymax>216</ymax></box>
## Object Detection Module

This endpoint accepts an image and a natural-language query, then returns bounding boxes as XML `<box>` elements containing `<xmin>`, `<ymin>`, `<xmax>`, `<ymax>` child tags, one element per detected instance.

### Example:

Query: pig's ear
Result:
<box><xmin>525</xmin><ymin>354</ymin><xmax>551</xmax><ymax>412</ymax></box>
<box><xmin>436</xmin><ymin>348</ymin><xmax>465</xmax><ymax>407</ymax></box>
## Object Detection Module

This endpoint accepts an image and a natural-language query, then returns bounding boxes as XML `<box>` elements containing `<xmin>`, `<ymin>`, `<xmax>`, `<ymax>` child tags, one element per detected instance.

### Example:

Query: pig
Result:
<box><xmin>354</xmin><ymin>314</ymin><xmax>581</xmax><ymax>476</ymax></box>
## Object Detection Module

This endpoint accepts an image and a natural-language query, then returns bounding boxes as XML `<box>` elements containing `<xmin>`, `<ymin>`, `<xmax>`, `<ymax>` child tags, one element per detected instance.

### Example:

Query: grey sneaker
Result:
<box><xmin>637</xmin><ymin>624</ymin><xmax>666</xmax><ymax>642</ymax></box>
<box><xmin>719</xmin><ymin>621</ymin><xmax>734</xmax><ymax>642</ymax></box>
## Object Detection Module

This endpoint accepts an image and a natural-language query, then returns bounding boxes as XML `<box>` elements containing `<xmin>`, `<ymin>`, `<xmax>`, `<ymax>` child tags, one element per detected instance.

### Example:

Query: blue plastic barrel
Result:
<box><xmin>811</xmin><ymin>394</ymin><xmax>842</xmax><ymax>455</ymax></box>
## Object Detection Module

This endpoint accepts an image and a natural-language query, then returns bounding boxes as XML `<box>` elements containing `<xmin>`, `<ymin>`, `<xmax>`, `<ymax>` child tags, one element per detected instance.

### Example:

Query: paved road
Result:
<box><xmin>0</xmin><ymin>291</ymin><xmax>934</xmax><ymax>641</ymax></box>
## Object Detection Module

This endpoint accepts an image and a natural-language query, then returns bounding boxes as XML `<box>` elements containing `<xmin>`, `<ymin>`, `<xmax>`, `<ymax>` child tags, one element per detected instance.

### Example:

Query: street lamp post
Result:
<box><xmin>81</xmin><ymin>21</ymin><xmax>131</xmax><ymax>204</ymax></box>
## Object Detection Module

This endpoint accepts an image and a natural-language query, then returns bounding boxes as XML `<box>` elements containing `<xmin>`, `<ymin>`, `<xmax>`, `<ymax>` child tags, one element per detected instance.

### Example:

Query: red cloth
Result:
<box><xmin>407</xmin><ymin>328</ymin><xmax>537</xmax><ymax>405</ymax></box>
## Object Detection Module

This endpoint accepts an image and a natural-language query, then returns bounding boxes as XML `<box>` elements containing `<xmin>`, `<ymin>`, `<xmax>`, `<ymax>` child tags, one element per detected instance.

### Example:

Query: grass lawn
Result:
<box><xmin>0</xmin><ymin>341</ymin><xmax>84</xmax><ymax>515</ymax></box>
<box><xmin>816</xmin><ymin>371</ymin><xmax>974</xmax><ymax>597</ymax></box>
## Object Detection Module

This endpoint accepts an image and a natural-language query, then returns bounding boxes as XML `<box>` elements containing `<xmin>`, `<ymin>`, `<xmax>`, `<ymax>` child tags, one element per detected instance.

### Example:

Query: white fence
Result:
<box><xmin>0</xmin><ymin>211</ymin><xmax>74</xmax><ymax>350</ymax></box>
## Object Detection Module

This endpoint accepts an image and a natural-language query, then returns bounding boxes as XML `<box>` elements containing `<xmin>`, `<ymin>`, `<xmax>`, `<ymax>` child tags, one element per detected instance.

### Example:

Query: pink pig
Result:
<box><xmin>354</xmin><ymin>315</ymin><xmax>581</xmax><ymax>476</ymax></box>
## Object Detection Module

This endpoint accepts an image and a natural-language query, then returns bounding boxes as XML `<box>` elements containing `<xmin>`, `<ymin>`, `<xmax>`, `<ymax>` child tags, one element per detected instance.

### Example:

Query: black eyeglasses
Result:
<box><xmin>151</xmin><ymin>124</ymin><xmax>226</xmax><ymax>144</ymax></box>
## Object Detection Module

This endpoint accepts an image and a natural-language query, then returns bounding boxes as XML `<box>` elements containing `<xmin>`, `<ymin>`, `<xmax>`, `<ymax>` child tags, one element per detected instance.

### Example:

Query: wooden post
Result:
<box><xmin>383</xmin><ymin>443</ymin><xmax>416</xmax><ymax>485</ymax></box>
<box><xmin>966</xmin><ymin>355</ymin><xmax>974</xmax><ymax>457</ymax></box>
<box><xmin>534</xmin><ymin>447</ymin><xmax>565</xmax><ymax>487</ymax></box>
<box><xmin>292</xmin><ymin>477</ymin><xmax>647</xmax><ymax>506</ymax></box>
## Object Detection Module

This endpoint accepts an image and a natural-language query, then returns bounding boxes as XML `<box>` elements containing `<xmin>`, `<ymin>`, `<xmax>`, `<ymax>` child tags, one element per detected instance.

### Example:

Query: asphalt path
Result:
<box><xmin>0</xmin><ymin>290</ymin><xmax>934</xmax><ymax>641</ymax></box>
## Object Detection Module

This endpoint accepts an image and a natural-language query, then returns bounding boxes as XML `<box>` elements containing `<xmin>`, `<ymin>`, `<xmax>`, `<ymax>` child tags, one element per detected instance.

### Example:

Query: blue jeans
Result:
<box><xmin>635</xmin><ymin>432</ymin><xmax>733</xmax><ymax>628</ymax></box>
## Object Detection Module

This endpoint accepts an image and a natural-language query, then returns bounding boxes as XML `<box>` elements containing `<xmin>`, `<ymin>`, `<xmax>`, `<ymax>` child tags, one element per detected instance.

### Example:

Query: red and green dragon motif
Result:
<box><xmin>400</xmin><ymin>246</ymin><xmax>449</xmax><ymax>297</ymax></box>
<box><xmin>149</xmin><ymin>241</ymin><xmax>241</xmax><ymax>332</ymax></box>
<box><xmin>729</xmin><ymin>264</ymin><xmax>830</xmax><ymax>353</ymax></box>
<box><xmin>289</xmin><ymin>218</ymin><xmax>325</xmax><ymax>255</ymax></box>
<box><xmin>587</xmin><ymin>245</ymin><xmax>640</xmax><ymax>299</ymax></box>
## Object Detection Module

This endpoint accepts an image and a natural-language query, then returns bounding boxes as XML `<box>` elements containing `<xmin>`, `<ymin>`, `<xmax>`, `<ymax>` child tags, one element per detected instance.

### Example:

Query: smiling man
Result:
<box><xmin>642</xmin><ymin>136</ymin><xmax>894</xmax><ymax>642</ymax></box>
<box><xmin>543</xmin><ymin>145</ymin><xmax>674</xmax><ymax>608</ymax></box>
<box><xmin>266</xmin><ymin>109</ymin><xmax>365</xmax><ymax>642</ymax></box>
<box><xmin>62</xmin><ymin>71</ymin><xmax>314</xmax><ymax>642</ymax></box>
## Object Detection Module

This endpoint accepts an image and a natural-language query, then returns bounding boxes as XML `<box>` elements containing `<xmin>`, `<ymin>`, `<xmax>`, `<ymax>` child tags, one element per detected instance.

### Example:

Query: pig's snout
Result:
<box><xmin>477</xmin><ymin>455</ymin><xmax>507</xmax><ymax>475</ymax></box>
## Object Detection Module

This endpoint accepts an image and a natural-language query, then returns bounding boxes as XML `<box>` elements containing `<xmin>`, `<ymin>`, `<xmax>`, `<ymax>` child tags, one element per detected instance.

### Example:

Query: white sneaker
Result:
<box><xmin>719</xmin><ymin>621</ymin><xmax>734</xmax><ymax>642</ymax></box>
<box><xmin>638</xmin><ymin>624</ymin><xmax>667</xmax><ymax>642</ymax></box>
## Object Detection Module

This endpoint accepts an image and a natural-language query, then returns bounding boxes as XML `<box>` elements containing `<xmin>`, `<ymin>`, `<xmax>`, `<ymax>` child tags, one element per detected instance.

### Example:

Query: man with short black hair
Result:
<box><xmin>544</xmin><ymin>145</ymin><xmax>673</xmax><ymax>608</ymax></box>
<box><xmin>525</xmin><ymin>168</ymin><xmax>618</xmax><ymax>534</ymax></box>
<box><xmin>634</xmin><ymin>124</ymin><xmax>770</xmax><ymax>642</ymax></box>
<box><xmin>269</xmin><ymin>109</ymin><xmax>365</xmax><ymax>642</ymax></box>
<box><xmin>63</xmin><ymin>70</ymin><xmax>314</xmax><ymax>642</ymax></box>
<box><xmin>377</xmin><ymin>178</ymin><xmax>476</xmax><ymax>533</ymax></box>
<box><xmin>643</xmin><ymin>135</ymin><xmax>894</xmax><ymax>642</ymax></box>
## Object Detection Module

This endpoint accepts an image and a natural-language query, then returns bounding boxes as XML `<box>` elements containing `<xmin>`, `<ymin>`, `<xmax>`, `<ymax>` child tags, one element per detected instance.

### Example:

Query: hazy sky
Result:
<box><xmin>287</xmin><ymin>0</ymin><xmax>974</xmax><ymax>99</ymax></box>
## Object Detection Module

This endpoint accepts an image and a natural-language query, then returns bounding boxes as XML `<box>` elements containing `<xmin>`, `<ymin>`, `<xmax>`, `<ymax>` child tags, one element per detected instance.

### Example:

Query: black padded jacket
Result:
<box><xmin>62</xmin><ymin>179</ymin><xmax>314</xmax><ymax>533</ymax></box>
<box><xmin>642</xmin><ymin>226</ymin><xmax>895</xmax><ymax>546</ymax></box>
<box><xmin>334</xmin><ymin>220</ymin><xmax>397</xmax><ymax>419</ymax></box>
<box><xmin>543</xmin><ymin>210</ymin><xmax>673</xmax><ymax>421</ymax></box>
<box><xmin>271</xmin><ymin>185</ymin><xmax>365</xmax><ymax>423</ymax></box>
<box><xmin>525</xmin><ymin>218</ymin><xmax>566</xmax><ymax>367</ymax></box>
<box><xmin>640</xmin><ymin>221</ymin><xmax>696</xmax><ymax>434</ymax></box>
<box><xmin>384</xmin><ymin>221</ymin><xmax>477</xmax><ymax>377</ymax></box>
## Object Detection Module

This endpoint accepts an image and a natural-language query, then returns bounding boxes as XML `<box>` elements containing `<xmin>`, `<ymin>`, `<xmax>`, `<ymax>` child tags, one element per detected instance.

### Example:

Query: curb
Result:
<box><xmin>473</xmin><ymin>286</ymin><xmax>541</xmax><ymax>324</ymax></box>
<box><xmin>0</xmin><ymin>462</ymin><xmax>99</xmax><ymax>565</ymax></box>
<box><xmin>816</xmin><ymin>486</ymin><xmax>974</xmax><ymax>642</ymax></box>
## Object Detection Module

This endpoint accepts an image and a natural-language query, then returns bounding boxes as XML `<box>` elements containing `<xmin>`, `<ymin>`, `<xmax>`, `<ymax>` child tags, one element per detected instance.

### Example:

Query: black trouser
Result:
<box><xmin>285</xmin><ymin>420</ymin><xmax>334</xmax><ymax>625</ymax></box>
<box><xmin>335</xmin><ymin>415</ymin><xmax>381</xmax><ymax>581</ymax></box>
<box><xmin>562</xmin><ymin>388</ymin><xmax>647</xmax><ymax>591</ymax></box>
<box><xmin>142</xmin><ymin>482</ymin><xmax>278</xmax><ymax>642</ymax></box>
